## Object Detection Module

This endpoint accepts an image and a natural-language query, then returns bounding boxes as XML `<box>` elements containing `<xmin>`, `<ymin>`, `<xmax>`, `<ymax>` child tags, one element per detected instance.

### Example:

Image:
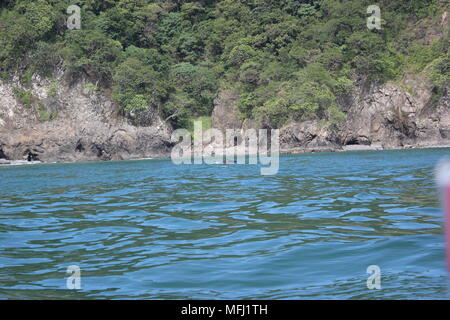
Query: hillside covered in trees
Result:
<box><xmin>0</xmin><ymin>0</ymin><xmax>448</xmax><ymax>131</ymax></box>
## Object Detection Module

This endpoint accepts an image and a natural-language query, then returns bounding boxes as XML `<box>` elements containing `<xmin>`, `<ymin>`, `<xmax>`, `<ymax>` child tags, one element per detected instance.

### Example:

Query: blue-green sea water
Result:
<box><xmin>1</xmin><ymin>148</ymin><xmax>450</xmax><ymax>299</ymax></box>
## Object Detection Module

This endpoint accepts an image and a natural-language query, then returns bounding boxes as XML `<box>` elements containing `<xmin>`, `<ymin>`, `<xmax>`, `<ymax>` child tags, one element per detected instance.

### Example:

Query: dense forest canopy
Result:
<box><xmin>0</xmin><ymin>0</ymin><xmax>448</xmax><ymax>129</ymax></box>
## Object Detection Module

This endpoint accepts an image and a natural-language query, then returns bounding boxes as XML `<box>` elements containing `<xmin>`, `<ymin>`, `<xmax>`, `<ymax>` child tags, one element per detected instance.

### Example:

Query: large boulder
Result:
<box><xmin>279</xmin><ymin>121</ymin><xmax>339</xmax><ymax>153</ymax></box>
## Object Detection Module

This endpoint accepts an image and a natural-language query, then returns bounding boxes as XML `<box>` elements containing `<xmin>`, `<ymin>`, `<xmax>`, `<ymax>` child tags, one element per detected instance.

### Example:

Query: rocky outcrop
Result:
<box><xmin>207</xmin><ymin>10</ymin><xmax>450</xmax><ymax>154</ymax></box>
<box><xmin>335</xmin><ymin>76</ymin><xmax>450</xmax><ymax>151</ymax></box>
<box><xmin>279</xmin><ymin>121</ymin><xmax>340</xmax><ymax>153</ymax></box>
<box><xmin>211</xmin><ymin>89</ymin><xmax>243</xmax><ymax>132</ymax></box>
<box><xmin>334</xmin><ymin>75</ymin><xmax>447</xmax><ymax>149</ymax></box>
<box><xmin>211</xmin><ymin>75</ymin><xmax>450</xmax><ymax>154</ymax></box>
<box><xmin>1</xmin><ymin>71</ymin><xmax>448</xmax><ymax>164</ymax></box>
<box><xmin>0</xmin><ymin>75</ymin><xmax>173</xmax><ymax>163</ymax></box>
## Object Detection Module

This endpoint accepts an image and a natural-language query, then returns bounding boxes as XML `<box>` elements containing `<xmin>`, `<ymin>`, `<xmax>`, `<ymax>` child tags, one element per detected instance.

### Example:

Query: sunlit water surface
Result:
<box><xmin>1</xmin><ymin>148</ymin><xmax>450</xmax><ymax>299</ymax></box>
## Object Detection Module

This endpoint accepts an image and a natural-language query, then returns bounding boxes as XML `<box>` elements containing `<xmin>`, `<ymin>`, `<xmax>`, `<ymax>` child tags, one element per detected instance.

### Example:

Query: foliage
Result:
<box><xmin>170</xmin><ymin>62</ymin><xmax>218</xmax><ymax>116</ymax></box>
<box><xmin>0</xmin><ymin>0</ymin><xmax>448</xmax><ymax>128</ymax></box>
<box><xmin>59</xmin><ymin>29</ymin><xmax>122</xmax><ymax>85</ymax></box>
<box><xmin>12</xmin><ymin>87</ymin><xmax>34</xmax><ymax>108</ymax></box>
<box><xmin>187</xmin><ymin>116</ymin><xmax>212</xmax><ymax>138</ymax></box>
<box><xmin>38</xmin><ymin>107</ymin><xmax>57</xmax><ymax>121</ymax></box>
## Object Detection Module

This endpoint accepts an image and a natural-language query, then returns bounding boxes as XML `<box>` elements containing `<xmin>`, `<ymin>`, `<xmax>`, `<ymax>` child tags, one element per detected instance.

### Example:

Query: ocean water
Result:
<box><xmin>0</xmin><ymin>148</ymin><xmax>449</xmax><ymax>299</ymax></box>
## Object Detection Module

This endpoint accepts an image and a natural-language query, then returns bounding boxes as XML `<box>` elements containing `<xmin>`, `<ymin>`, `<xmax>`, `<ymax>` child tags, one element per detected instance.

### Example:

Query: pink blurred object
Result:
<box><xmin>437</xmin><ymin>158</ymin><xmax>450</xmax><ymax>272</ymax></box>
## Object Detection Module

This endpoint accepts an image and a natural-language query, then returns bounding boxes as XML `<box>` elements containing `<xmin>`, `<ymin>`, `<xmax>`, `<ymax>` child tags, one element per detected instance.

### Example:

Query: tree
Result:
<box><xmin>60</xmin><ymin>30</ymin><xmax>122</xmax><ymax>84</ymax></box>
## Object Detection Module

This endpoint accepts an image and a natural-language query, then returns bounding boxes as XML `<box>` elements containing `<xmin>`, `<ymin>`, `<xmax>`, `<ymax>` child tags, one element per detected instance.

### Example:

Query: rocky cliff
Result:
<box><xmin>0</xmin><ymin>73</ymin><xmax>449</xmax><ymax>164</ymax></box>
<box><xmin>0</xmin><ymin>75</ymin><xmax>173</xmax><ymax>163</ymax></box>
<box><xmin>212</xmin><ymin>76</ymin><xmax>450</xmax><ymax>154</ymax></box>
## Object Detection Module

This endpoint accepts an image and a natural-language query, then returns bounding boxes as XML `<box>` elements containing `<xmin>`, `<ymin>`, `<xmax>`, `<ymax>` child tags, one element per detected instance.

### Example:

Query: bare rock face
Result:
<box><xmin>210</xmin><ymin>75</ymin><xmax>449</xmax><ymax>154</ymax></box>
<box><xmin>1</xmin><ymin>70</ymin><xmax>448</xmax><ymax>163</ymax></box>
<box><xmin>0</xmin><ymin>76</ymin><xmax>173</xmax><ymax>163</ymax></box>
<box><xmin>337</xmin><ymin>76</ymin><xmax>450</xmax><ymax>150</ymax></box>
<box><xmin>337</xmin><ymin>83</ymin><xmax>418</xmax><ymax>149</ymax></box>
<box><xmin>211</xmin><ymin>89</ymin><xmax>243</xmax><ymax>132</ymax></box>
<box><xmin>279</xmin><ymin>121</ymin><xmax>339</xmax><ymax>153</ymax></box>
<box><xmin>415</xmin><ymin>94</ymin><xmax>450</xmax><ymax>147</ymax></box>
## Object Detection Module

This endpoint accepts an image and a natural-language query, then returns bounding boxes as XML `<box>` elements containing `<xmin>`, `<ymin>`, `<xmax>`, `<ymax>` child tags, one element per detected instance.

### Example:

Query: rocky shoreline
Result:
<box><xmin>1</xmin><ymin>72</ymin><xmax>449</xmax><ymax>165</ymax></box>
<box><xmin>0</xmin><ymin>159</ymin><xmax>42</xmax><ymax>166</ymax></box>
<box><xmin>2</xmin><ymin>143</ymin><xmax>450</xmax><ymax>167</ymax></box>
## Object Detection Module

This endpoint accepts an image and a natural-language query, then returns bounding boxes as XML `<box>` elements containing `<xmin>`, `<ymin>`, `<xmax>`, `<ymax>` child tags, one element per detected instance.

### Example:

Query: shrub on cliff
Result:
<box><xmin>112</xmin><ymin>55</ymin><xmax>168</xmax><ymax>119</ymax></box>
<box><xmin>169</xmin><ymin>62</ymin><xmax>218</xmax><ymax>116</ymax></box>
<box><xmin>0</xmin><ymin>0</ymin><xmax>58</xmax><ymax>71</ymax></box>
<box><xmin>60</xmin><ymin>29</ymin><xmax>122</xmax><ymax>85</ymax></box>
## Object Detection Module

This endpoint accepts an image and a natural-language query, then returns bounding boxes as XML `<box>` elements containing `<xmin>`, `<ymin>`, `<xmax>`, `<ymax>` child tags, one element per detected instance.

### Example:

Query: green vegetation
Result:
<box><xmin>47</xmin><ymin>80</ymin><xmax>59</xmax><ymax>98</ymax></box>
<box><xmin>187</xmin><ymin>115</ymin><xmax>212</xmax><ymax>136</ymax></box>
<box><xmin>12</xmin><ymin>86</ymin><xmax>57</xmax><ymax>119</ymax></box>
<box><xmin>0</xmin><ymin>0</ymin><xmax>448</xmax><ymax>128</ymax></box>
<box><xmin>38</xmin><ymin>107</ymin><xmax>57</xmax><ymax>121</ymax></box>
<box><xmin>12</xmin><ymin>87</ymin><xmax>34</xmax><ymax>108</ymax></box>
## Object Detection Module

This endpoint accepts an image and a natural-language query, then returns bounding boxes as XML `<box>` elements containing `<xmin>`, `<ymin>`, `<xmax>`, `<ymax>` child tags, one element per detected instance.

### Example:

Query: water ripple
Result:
<box><xmin>0</xmin><ymin>148</ymin><xmax>449</xmax><ymax>299</ymax></box>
